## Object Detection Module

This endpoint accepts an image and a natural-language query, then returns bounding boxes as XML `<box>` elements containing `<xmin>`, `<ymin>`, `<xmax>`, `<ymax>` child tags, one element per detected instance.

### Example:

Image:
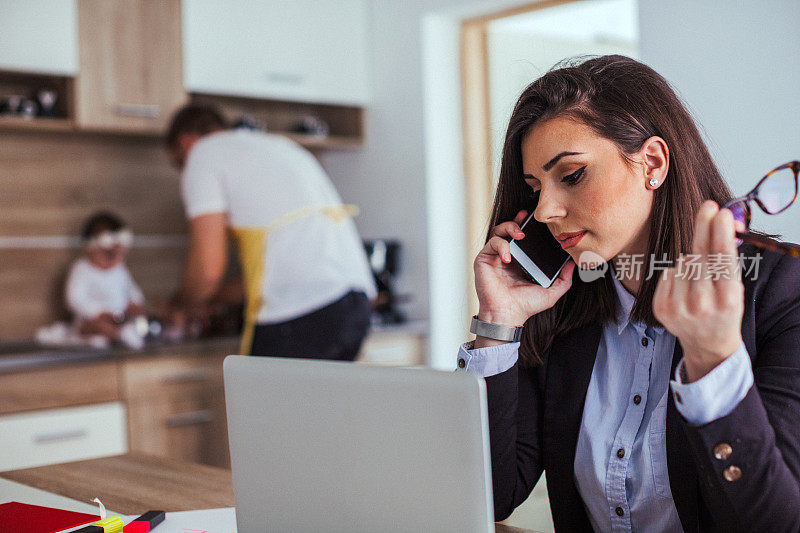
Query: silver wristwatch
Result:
<box><xmin>469</xmin><ymin>315</ymin><xmax>523</xmax><ymax>342</ymax></box>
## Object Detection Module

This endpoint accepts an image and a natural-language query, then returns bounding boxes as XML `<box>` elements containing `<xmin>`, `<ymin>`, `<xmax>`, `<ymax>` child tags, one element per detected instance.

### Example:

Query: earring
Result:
<box><xmin>643</xmin><ymin>166</ymin><xmax>659</xmax><ymax>188</ymax></box>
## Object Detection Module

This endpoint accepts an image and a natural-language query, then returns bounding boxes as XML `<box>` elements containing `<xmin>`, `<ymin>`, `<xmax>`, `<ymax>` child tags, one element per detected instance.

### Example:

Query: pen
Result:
<box><xmin>122</xmin><ymin>510</ymin><xmax>166</xmax><ymax>532</ymax></box>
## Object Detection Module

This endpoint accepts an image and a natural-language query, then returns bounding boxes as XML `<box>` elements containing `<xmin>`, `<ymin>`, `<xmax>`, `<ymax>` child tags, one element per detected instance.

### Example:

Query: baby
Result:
<box><xmin>65</xmin><ymin>211</ymin><xmax>147</xmax><ymax>349</ymax></box>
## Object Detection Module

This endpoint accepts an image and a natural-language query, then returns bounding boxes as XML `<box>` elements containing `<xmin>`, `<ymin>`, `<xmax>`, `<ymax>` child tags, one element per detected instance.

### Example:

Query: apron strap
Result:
<box><xmin>229</xmin><ymin>204</ymin><xmax>359</xmax><ymax>355</ymax></box>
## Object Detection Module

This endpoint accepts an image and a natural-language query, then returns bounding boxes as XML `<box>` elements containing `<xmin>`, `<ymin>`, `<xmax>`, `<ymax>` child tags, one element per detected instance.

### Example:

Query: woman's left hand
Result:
<box><xmin>653</xmin><ymin>200</ymin><xmax>746</xmax><ymax>382</ymax></box>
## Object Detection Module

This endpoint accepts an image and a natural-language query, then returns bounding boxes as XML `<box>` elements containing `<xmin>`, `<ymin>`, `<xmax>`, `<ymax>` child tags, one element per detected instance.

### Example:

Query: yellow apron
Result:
<box><xmin>229</xmin><ymin>204</ymin><xmax>360</xmax><ymax>355</ymax></box>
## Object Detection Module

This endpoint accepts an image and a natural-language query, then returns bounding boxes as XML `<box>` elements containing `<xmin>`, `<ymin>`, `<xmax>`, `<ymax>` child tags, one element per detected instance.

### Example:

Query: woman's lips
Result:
<box><xmin>556</xmin><ymin>231</ymin><xmax>587</xmax><ymax>249</ymax></box>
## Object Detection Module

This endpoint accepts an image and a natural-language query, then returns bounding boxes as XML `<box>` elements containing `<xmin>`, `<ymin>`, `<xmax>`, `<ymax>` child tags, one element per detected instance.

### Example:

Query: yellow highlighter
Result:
<box><xmin>92</xmin><ymin>516</ymin><xmax>124</xmax><ymax>533</ymax></box>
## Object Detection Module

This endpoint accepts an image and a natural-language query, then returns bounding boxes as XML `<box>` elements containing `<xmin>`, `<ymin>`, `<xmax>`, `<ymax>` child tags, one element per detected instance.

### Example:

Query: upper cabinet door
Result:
<box><xmin>183</xmin><ymin>0</ymin><xmax>370</xmax><ymax>106</ymax></box>
<box><xmin>0</xmin><ymin>0</ymin><xmax>78</xmax><ymax>75</ymax></box>
<box><xmin>75</xmin><ymin>0</ymin><xmax>187</xmax><ymax>134</ymax></box>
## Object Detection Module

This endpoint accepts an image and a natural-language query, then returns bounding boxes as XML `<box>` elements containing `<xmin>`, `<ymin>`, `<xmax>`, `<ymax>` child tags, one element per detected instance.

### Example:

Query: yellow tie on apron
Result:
<box><xmin>229</xmin><ymin>204</ymin><xmax>360</xmax><ymax>355</ymax></box>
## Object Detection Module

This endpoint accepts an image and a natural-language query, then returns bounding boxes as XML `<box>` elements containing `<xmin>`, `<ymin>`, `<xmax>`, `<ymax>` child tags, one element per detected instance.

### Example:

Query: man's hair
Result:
<box><xmin>82</xmin><ymin>211</ymin><xmax>125</xmax><ymax>240</ymax></box>
<box><xmin>165</xmin><ymin>104</ymin><xmax>228</xmax><ymax>150</ymax></box>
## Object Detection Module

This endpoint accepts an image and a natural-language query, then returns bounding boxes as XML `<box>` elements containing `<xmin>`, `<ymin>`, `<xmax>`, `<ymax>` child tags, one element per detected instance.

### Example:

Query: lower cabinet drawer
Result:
<box><xmin>127</xmin><ymin>389</ymin><xmax>229</xmax><ymax>469</ymax></box>
<box><xmin>0</xmin><ymin>402</ymin><xmax>128</xmax><ymax>471</ymax></box>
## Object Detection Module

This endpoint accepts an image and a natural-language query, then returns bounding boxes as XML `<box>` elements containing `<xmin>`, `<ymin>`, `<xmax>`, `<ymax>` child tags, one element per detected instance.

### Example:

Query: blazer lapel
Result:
<box><xmin>542</xmin><ymin>321</ymin><xmax>602</xmax><ymax>529</ymax></box>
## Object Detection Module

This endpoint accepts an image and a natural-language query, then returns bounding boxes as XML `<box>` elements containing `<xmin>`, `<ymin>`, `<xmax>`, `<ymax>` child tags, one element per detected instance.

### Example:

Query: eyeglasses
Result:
<box><xmin>722</xmin><ymin>161</ymin><xmax>800</xmax><ymax>257</ymax></box>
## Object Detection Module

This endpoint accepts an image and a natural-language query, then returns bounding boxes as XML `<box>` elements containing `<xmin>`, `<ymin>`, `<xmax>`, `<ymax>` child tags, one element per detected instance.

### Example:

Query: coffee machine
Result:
<box><xmin>363</xmin><ymin>239</ymin><xmax>405</xmax><ymax>324</ymax></box>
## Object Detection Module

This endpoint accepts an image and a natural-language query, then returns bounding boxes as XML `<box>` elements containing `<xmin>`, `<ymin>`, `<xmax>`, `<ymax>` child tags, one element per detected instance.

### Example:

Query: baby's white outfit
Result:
<box><xmin>65</xmin><ymin>257</ymin><xmax>144</xmax><ymax>319</ymax></box>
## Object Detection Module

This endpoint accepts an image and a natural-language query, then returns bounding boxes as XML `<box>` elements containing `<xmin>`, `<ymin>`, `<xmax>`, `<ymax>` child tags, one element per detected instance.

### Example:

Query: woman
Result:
<box><xmin>460</xmin><ymin>55</ymin><xmax>800</xmax><ymax>531</ymax></box>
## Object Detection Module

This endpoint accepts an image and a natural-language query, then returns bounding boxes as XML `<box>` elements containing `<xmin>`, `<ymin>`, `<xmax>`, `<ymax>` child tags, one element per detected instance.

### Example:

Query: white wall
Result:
<box><xmin>639</xmin><ymin>0</ymin><xmax>800</xmax><ymax>243</ymax></box>
<box><xmin>319</xmin><ymin>0</ymin><xmax>473</xmax><ymax>334</ymax></box>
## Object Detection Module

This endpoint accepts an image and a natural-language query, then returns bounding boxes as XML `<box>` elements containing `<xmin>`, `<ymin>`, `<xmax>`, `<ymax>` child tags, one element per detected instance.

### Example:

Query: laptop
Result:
<box><xmin>223</xmin><ymin>355</ymin><xmax>494</xmax><ymax>532</ymax></box>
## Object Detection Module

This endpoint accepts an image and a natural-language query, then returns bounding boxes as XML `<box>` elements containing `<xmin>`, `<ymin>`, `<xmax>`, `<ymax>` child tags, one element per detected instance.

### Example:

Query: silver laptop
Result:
<box><xmin>223</xmin><ymin>355</ymin><xmax>494</xmax><ymax>532</ymax></box>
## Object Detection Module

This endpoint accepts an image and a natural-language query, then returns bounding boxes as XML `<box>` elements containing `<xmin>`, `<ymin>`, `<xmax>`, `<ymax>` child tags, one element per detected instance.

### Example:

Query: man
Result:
<box><xmin>166</xmin><ymin>104</ymin><xmax>376</xmax><ymax>360</ymax></box>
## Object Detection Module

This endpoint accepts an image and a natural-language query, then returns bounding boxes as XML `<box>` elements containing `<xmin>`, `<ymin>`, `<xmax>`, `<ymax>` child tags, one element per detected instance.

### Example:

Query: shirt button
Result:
<box><xmin>457</xmin><ymin>359</ymin><xmax>466</xmax><ymax>369</ymax></box>
<box><xmin>713</xmin><ymin>442</ymin><xmax>733</xmax><ymax>460</ymax></box>
<box><xmin>641</xmin><ymin>337</ymin><xmax>649</xmax><ymax>347</ymax></box>
<box><xmin>723</xmin><ymin>465</ymin><xmax>742</xmax><ymax>482</ymax></box>
<box><xmin>617</xmin><ymin>448</ymin><xmax>625</xmax><ymax>459</ymax></box>
<box><xmin>633</xmin><ymin>394</ymin><xmax>642</xmax><ymax>405</ymax></box>
<box><xmin>615</xmin><ymin>506</ymin><xmax>624</xmax><ymax>517</ymax></box>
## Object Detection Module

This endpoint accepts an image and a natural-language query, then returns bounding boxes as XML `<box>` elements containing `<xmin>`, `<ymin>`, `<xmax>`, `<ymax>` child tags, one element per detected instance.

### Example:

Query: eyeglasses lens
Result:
<box><xmin>758</xmin><ymin>167</ymin><xmax>797</xmax><ymax>214</ymax></box>
<box><xmin>727</xmin><ymin>201</ymin><xmax>750</xmax><ymax>230</ymax></box>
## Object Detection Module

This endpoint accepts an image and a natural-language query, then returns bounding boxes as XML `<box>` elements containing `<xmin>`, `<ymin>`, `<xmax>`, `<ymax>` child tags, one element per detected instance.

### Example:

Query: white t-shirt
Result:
<box><xmin>181</xmin><ymin>129</ymin><xmax>376</xmax><ymax>324</ymax></box>
<box><xmin>65</xmin><ymin>258</ymin><xmax>144</xmax><ymax>319</ymax></box>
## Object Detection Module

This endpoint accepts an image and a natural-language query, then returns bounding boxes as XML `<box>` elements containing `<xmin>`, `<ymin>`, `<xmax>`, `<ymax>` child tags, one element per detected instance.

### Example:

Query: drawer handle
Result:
<box><xmin>34</xmin><ymin>429</ymin><xmax>89</xmax><ymax>444</ymax></box>
<box><xmin>162</xmin><ymin>369</ymin><xmax>212</xmax><ymax>384</ymax></box>
<box><xmin>165</xmin><ymin>409</ymin><xmax>214</xmax><ymax>428</ymax></box>
<box><xmin>115</xmin><ymin>103</ymin><xmax>160</xmax><ymax>118</ymax></box>
<box><xmin>265</xmin><ymin>71</ymin><xmax>305</xmax><ymax>85</ymax></box>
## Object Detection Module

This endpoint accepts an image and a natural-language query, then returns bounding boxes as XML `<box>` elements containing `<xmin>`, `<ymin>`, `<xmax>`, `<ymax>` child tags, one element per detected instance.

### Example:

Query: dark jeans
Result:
<box><xmin>250</xmin><ymin>291</ymin><xmax>371</xmax><ymax>361</ymax></box>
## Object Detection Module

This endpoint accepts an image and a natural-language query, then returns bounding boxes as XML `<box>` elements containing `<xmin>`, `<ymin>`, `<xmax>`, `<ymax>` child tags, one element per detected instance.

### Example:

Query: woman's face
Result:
<box><xmin>521</xmin><ymin>116</ymin><xmax>659</xmax><ymax>268</ymax></box>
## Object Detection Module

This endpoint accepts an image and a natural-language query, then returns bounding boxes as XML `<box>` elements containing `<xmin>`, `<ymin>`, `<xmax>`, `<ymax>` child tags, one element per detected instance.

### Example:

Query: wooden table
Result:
<box><xmin>1</xmin><ymin>454</ymin><xmax>537</xmax><ymax>532</ymax></box>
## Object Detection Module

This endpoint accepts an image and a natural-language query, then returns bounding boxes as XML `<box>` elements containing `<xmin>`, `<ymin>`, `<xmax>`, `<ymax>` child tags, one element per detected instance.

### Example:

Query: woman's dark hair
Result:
<box><xmin>491</xmin><ymin>54</ymin><xmax>737</xmax><ymax>367</ymax></box>
<box><xmin>82</xmin><ymin>211</ymin><xmax>125</xmax><ymax>240</ymax></box>
<box><xmin>165</xmin><ymin>104</ymin><xmax>228</xmax><ymax>151</ymax></box>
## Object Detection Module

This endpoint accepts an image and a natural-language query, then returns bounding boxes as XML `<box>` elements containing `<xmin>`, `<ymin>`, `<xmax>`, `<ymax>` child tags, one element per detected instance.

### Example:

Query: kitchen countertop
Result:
<box><xmin>0</xmin><ymin>320</ymin><xmax>429</xmax><ymax>374</ymax></box>
<box><xmin>0</xmin><ymin>335</ymin><xmax>241</xmax><ymax>375</ymax></box>
<box><xmin>369</xmin><ymin>318</ymin><xmax>429</xmax><ymax>336</ymax></box>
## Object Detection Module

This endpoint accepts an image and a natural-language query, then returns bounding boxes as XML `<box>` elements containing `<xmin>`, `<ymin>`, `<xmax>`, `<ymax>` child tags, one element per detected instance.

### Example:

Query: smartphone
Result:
<box><xmin>508</xmin><ymin>212</ymin><xmax>572</xmax><ymax>287</ymax></box>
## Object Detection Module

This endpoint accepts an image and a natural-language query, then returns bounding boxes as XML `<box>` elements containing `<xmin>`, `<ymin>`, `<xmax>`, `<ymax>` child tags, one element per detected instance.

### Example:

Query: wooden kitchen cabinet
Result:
<box><xmin>357</xmin><ymin>329</ymin><xmax>426</xmax><ymax>366</ymax></box>
<box><xmin>123</xmin><ymin>352</ymin><xmax>230</xmax><ymax>469</ymax></box>
<box><xmin>75</xmin><ymin>0</ymin><xmax>187</xmax><ymax>134</ymax></box>
<box><xmin>183</xmin><ymin>0</ymin><xmax>370</xmax><ymax>106</ymax></box>
<box><xmin>0</xmin><ymin>361</ymin><xmax>127</xmax><ymax>471</ymax></box>
<box><xmin>0</xmin><ymin>360</ymin><xmax>120</xmax><ymax>415</ymax></box>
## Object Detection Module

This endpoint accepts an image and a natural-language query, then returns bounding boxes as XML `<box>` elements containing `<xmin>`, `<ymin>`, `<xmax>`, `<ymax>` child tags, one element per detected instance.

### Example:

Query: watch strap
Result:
<box><xmin>469</xmin><ymin>315</ymin><xmax>523</xmax><ymax>342</ymax></box>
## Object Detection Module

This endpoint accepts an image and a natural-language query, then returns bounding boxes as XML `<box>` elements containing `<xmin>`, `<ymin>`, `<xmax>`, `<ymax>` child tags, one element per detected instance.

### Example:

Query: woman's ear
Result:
<box><xmin>639</xmin><ymin>136</ymin><xmax>669</xmax><ymax>190</ymax></box>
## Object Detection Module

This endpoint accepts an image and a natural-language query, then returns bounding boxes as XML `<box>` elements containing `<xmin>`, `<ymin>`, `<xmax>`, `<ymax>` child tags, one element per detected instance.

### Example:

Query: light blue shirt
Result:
<box><xmin>458</xmin><ymin>272</ymin><xmax>753</xmax><ymax>532</ymax></box>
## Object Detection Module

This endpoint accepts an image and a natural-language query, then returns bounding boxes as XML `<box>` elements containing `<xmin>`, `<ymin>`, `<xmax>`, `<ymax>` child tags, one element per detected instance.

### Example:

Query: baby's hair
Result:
<box><xmin>82</xmin><ymin>211</ymin><xmax>126</xmax><ymax>240</ymax></box>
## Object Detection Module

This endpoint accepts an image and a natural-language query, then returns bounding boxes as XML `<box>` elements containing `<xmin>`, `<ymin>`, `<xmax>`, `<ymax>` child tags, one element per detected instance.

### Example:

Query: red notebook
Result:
<box><xmin>0</xmin><ymin>501</ymin><xmax>99</xmax><ymax>533</ymax></box>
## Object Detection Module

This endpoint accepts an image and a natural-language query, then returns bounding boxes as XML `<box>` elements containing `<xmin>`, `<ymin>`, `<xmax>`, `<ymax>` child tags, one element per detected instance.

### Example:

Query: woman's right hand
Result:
<box><xmin>474</xmin><ymin>210</ymin><xmax>575</xmax><ymax>339</ymax></box>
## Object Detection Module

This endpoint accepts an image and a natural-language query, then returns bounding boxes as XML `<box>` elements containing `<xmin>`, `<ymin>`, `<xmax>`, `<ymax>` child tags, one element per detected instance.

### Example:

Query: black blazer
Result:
<box><xmin>487</xmin><ymin>243</ymin><xmax>800</xmax><ymax>531</ymax></box>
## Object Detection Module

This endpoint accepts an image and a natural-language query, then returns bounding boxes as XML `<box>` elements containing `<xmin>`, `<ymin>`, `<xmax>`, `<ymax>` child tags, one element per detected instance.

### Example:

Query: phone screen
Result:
<box><xmin>514</xmin><ymin>213</ymin><xmax>571</xmax><ymax>280</ymax></box>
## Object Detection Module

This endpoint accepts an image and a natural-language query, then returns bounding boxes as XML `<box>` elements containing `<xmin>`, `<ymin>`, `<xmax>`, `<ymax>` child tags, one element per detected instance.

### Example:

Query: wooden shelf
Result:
<box><xmin>0</xmin><ymin>116</ymin><xmax>74</xmax><ymax>133</ymax></box>
<box><xmin>0</xmin><ymin>73</ymin><xmax>365</xmax><ymax>151</ymax></box>
<box><xmin>192</xmin><ymin>93</ymin><xmax>365</xmax><ymax>150</ymax></box>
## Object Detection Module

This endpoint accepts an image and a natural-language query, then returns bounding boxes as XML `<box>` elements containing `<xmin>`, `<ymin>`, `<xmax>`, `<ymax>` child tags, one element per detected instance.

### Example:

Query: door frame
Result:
<box><xmin>459</xmin><ymin>0</ymin><xmax>577</xmax><ymax>320</ymax></box>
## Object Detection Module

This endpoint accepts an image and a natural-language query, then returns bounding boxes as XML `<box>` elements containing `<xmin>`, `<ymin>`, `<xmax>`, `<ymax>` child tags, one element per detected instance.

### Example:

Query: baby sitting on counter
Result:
<box><xmin>64</xmin><ymin>211</ymin><xmax>147</xmax><ymax>349</ymax></box>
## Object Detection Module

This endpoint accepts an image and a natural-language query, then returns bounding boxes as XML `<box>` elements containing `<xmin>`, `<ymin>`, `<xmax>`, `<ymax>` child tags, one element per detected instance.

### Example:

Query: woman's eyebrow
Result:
<box><xmin>543</xmin><ymin>151</ymin><xmax>583</xmax><ymax>171</ymax></box>
<box><xmin>524</xmin><ymin>151</ymin><xmax>584</xmax><ymax>180</ymax></box>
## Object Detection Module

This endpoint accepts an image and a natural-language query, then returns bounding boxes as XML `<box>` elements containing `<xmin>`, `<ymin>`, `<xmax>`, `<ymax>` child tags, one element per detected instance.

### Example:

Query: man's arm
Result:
<box><xmin>179</xmin><ymin>212</ymin><xmax>228</xmax><ymax>307</ymax></box>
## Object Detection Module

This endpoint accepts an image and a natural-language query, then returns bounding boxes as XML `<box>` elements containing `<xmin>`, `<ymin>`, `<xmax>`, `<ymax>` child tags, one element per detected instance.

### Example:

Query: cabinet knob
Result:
<box><xmin>115</xmin><ymin>103</ymin><xmax>160</xmax><ymax>118</ymax></box>
<box><xmin>34</xmin><ymin>429</ymin><xmax>89</xmax><ymax>444</ymax></box>
<box><xmin>265</xmin><ymin>72</ymin><xmax>305</xmax><ymax>86</ymax></box>
<box><xmin>165</xmin><ymin>409</ymin><xmax>214</xmax><ymax>428</ymax></box>
<box><xmin>162</xmin><ymin>369</ymin><xmax>212</xmax><ymax>384</ymax></box>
